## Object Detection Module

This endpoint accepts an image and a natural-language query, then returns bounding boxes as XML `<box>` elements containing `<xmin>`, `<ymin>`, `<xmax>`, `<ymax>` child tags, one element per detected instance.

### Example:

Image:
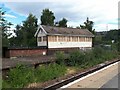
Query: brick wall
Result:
<box><xmin>5</xmin><ymin>48</ymin><xmax>47</xmax><ymax>58</ymax></box>
<box><xmin>47</xmin><ymin>47</ymin><xmax>79</xmax><ymax>55</ymax></box>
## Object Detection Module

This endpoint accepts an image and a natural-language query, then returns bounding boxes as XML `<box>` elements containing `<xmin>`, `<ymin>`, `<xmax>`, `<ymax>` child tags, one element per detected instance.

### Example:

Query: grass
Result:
<box><xmin>34</xmin><ymin>63</ymin><xmax>66</xmax><ymax>82</ymax></box>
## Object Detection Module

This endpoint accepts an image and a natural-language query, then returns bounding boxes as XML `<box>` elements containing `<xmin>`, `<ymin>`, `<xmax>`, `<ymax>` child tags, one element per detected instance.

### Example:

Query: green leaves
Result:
<box><xmin>55</xmin><ymin>47</ymin><xmax>119</xmax><ymax>67</ymax></box>
<box><xmin>57</xmin><ymin>18</ymin><xmax>67</xmax><ymax>27</ymax></box>
<box><xmin>41</xmin><ymin>9</ymin><xmax>55</xmax><ymax>26</ymax></box>
<box><xmin>1</xmin><ymin>8</ymin><xmax>13</xmax><ymax>47</ymax></box>
<box><xmin>68</xmin><ymin>50</ymin><xmax>85</xmax><ymax>66</ymax></box>
<box><xmin>6</xmin><ymin>64</ymin><xmax>34</xmax><ymax>88</ymax></box>
<box><xmin>55</xmin><ymin>51</ymin><xmax>66</xmax><ymax>65</ymax></box>
<box><xmin>35</xmin><ymin>64</ymin><xmax>66</xmax><ymax>82</ymax></box>
<box><xmin>80</xmin><ymin>17</ymin><xmax>95</xmax><ymax>34</ymax></box>
<box><xmin>9</xmin><ymin>13</ymin><xmax>38</xmax><ymax>47</ymax></box>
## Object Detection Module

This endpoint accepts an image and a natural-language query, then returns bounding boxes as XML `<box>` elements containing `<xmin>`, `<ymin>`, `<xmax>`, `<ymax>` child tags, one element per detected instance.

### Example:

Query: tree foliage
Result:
<box><xmin>57</xmin><ymin>18</ymin><xmax>67</xmax><ymax>27</ymax></box>
<box><xmin>94</xmin><ymin>30</ymin><xmax>119</xmax><ymax>51</ymax></box>
<box><xmin>41</xmin><ymin>9</ymin><xmax>55</xmax><ymax>26</ymax></box>
<box><xmin>102</xmin><ymin>29</ymin><xmax>118</xmax><ymax>42</ymax></box>
<box><xmin>80</xmin><ymin>17</ymin><xmax>95</xmax><ymax>34</ymax></box>
<box><xmin>0</xmin><ymin>8</ymin><xmax>13</xmax><ymax>47</ymax></box>
<box><xmin>9</xmin><ymin>13</ymin><xmax>38</xmax><ymax>47</ymax></box>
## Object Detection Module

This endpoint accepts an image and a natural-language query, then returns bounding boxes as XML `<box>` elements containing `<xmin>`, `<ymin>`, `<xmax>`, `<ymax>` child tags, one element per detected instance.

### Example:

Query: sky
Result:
<box><xmin>0</xmin><ymin>0</ymin><xmax>119</xmax><ymax>32</ymax></box>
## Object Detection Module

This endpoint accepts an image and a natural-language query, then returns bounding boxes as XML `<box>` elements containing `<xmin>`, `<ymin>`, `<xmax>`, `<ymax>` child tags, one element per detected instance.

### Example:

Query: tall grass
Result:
<box><xmin>55</xmin><ymin>47</ymin><xmax>119</xmax><ymax>67</ymax></box>
<box><xmin>34</xmin><ymin>64</ymin><xmax>66</xmax><ymax>82</ymax></box>
<box><xmin>2</xmin><ymin>64</ymin><xmax>66</xmax><ymax>88</ymax></box>
<box><xmin>55</xmin><ymin>51</ymin><xmax>65</xmax><ymax>65</ymax></box>
<box><xmin>67</xmin><ymin>50</ymin><xmax>85</xmax><ymax>66</ymax></box>
<box><xmin>3</xmin><ymin>47</ymin><xmax>119</xmax><ymax>88</ymax></box>
<box><xmin>3</xmin><ymin>64</ymin><xmax>35</xmax><ymax>88</ymax></box>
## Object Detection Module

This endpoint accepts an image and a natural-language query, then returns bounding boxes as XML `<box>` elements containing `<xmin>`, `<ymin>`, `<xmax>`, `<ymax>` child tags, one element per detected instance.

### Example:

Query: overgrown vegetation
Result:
<box><xmin>55</xmin><ymin>47</ymin><xmax>119</xmax><ymax>68</ymax></box>
<box><xmin>55</xmin><ymin>51</ymin><xmax>66</xmax><ymax>65</ymax></box>
<box><xmin>94</xmin><ymin>30</ymin><xmax>119</xmax><ymax>52</ymax></box>
<box><xmin>2</xmin><ymin>64</ymin><xmax>66</xmax><ymax>88</ymax></box>
<box><xmin>67</xmin><ymin>50</ymin><xmax>85</xmax><ymax>66</ymax></box>
<box><xmin>34</xmin><ymin>64</ymin><xmax>66</xmax><ymax>82</ymax></box>
<box><xmin>3</xmin><ymin>47</ymin><xmax>119</xmax><ymax>88</ymax></box>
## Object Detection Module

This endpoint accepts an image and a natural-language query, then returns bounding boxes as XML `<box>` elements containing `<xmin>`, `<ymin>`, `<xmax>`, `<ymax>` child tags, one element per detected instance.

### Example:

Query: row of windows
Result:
<box><xmin>37</xmin><ymin>36</ymin><xmax>46</xmax><ymax>42</ymax></box>
<box><xmin>48</xmin><ymin>36</ymin><xmax>92</xmax><ymax>42</ymax></box>
<box><xmin>38</xmin><ymin>36</ymin><xmax>92</xmax><ymax>42</ymax></box>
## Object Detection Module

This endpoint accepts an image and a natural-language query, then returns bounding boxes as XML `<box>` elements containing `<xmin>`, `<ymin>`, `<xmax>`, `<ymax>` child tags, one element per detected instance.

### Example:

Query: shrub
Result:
<box><xmin>2</xmin><ymin>80</ymin><xmax>11</xmax><ymax>88</ymax></box>
<box><xmin>3</xmin><ymin>47</ymin><xmax>119</xmax><ymax>88</ymax></box>
<box><xmin>92</xmin><ymin>47</ymin><xmax>104</xmax><ymax>58</ymax></box>
<box><xmin>6</xmin><ymin>64</ymin><xmax>34</xmax><ymax>88</ymax></box>
<box><xmin>55</xmin><ymin>51</ymin><xmax>65</xmax><ymax>65</ymax></box>
<box><xmin>35</xmin><ymin>63</ymin><xmax>66</xmax><ymax>82</ymax></box>
<box><xmin>67</xmin><ymin>50</ymin><xmax>85</xmax><ymax>66</ymax></box>
<box><xmin>3</xmin><ymin>63</ymin><xmax>67</xmax><ymax>88</ymax></box>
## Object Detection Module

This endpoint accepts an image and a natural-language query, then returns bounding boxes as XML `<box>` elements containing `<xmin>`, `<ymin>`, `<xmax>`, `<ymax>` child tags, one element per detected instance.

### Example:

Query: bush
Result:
<box><xmin>55</xmin><ymin>51</ymin><xmax>65</xmax><ymax>65</ymax></box>
<box><xmin>3</xmin><ymin>63</ymin><xmax>67</xmax><ymax>88</ymax></box>
<box><xmin>34</xmin><ymin>63</ymin><xmax>66</xmax><ymax>82</ymax></box>
<box><xmin>67</xmin><ymin>50</ymin><xmax>85</xmax><ymax>66</ymax></box>
<box><xmin>6</xmin><ymin>64</ymin><xmax>34</xmax><ymax>88</ymax></box>
<box><xmin>92</xmin><ymin>47</ymin><xmax>104</xmax><ymax>58</ymax></box>
<box><xmin>3</xmin><ymin>47</ymin><xmax>119</xmax><ymax>88</ymax></box>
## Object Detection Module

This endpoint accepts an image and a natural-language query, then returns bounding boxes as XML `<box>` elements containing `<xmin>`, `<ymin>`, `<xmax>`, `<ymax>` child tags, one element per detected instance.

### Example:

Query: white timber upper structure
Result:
<box><xmin>34</xmin><ymin>25</ymin><xmax>94</xmax><ymax>49</ymax></box>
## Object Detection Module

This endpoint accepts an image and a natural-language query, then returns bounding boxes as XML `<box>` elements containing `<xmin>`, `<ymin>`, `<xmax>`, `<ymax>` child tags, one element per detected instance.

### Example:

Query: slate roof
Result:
<box><xmin>35</xmin><ymin>25</ymin><xmax>94</xmax><ymax>37</ymax></box>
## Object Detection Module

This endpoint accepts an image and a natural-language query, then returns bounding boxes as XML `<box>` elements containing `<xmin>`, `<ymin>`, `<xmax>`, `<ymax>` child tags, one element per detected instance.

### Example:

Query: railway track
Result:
<box><xmin>44</xmin><ymin>59</ymin><xmax>120</xmax><ymax>90</ymax></box>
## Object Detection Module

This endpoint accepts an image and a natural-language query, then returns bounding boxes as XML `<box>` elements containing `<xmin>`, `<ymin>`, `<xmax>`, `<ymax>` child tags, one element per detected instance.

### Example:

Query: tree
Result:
<box><xmin>80</xmin><ymin>17</ymin><xmax>95</xmax><ymax>47</ymax></box>
<box><xmin>41</xmin><ymin>9</ymin><xmax>55</xmax><ymax>26</ymax></box>
<box><xmin>57</xmin><ymin>18</ymin><xmax>67</xmax><ymax>27</ymax></box>
<box><xmin>80</xmin><ymin>17</ymin><xmax>95</xmax><ymax>34</ymax></box>
<box><xmin>9</xmin><ymin>25</ymin><xmax>22</xmax><ymax>46</ymax></box>
<box><xmin>102</xmin><ymin>29</ymin><xmax>119</xmax><ymax>43</ymax></box>
<box><xmin>0</xmin><ymin>8</ymin><xmax>13</xmax><ymax>47</ymax></box>
<box><xmin>9</xmin><ymin>13</ymin><xmax>38</xmax><ymax>47</ymax></box>
<box><xmin>22</xmin><ymin>13</ymin><xmax>38</xmax><ymax>47</ymax></box>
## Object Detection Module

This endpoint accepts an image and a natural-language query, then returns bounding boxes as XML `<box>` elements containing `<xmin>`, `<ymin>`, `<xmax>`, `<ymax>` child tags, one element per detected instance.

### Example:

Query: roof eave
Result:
<box><xmin>47</xmin><ymin>33</ymin><xmax>94</xmax><ymax>37</ymax></box>
<box><xmin>34</xmin><ymin>25</ymin><xmax>47</xmax><ymax>37</ymax></box>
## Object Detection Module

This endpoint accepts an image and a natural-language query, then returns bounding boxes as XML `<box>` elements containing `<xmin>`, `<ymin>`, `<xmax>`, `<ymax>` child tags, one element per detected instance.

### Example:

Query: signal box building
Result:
<box><xmin>35</xmin><ymin>25</ymin><xmax>94</xmax><ymax>54</ymax></box>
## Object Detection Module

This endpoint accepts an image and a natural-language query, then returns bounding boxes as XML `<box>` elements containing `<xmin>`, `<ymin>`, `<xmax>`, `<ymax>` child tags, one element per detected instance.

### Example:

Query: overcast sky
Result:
<box><xmin>0</xmin><ymin>0</ymin><xmax>119</xmax><ymax>32</ymax></box>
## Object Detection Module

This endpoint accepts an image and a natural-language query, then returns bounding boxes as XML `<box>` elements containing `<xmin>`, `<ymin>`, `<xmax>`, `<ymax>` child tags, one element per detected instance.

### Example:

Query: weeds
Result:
<box><xmin>3</xmin><ymin>47</ymin><xmax>119</xmax><ymax>88</ymax></box>
<box><xmin>55</xmin><ymin>47</ymin><xmax>119</xmax><ymax>68</ymax></box>
<box><xmin>55</xmin><ymin>51</ymin><xmax>65</xmax><ymax>65</ymax></box>
<box><xmin>3</xmin><ymin>64</ymin><xmax>66</xmax><ymax>88</ymax></box>
<box><xmin>35</xmin><ymin>63</ymin><xmax>66</xmax><ymax>82</ymax></box>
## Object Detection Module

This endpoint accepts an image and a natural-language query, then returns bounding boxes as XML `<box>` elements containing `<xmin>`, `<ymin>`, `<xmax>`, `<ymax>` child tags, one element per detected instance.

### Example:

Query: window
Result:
<box><xmin>48</xmin><ymin>36</ymin><xmax>51</xmax><ymax>41</ymax></box>
<box><xmin>67</xmin><ymin>36</ymin><xmax>71</xmax><ymax>42</ymax></box>
<box><xmin>63</xmin><ymin>36</ymin><xmax>66</xmax><ymax>42</ymax></box>
<box><xmin>38</xmin><ymin>37</ymin><xmax>42</xmax><ymax>42</ymax></box>
<box><xmin>58</xmin><ymin>36</ymin><xmax>62</xmax><ymax>42</ymax></box>
<box><xmin>72</xmin><ymin>36</ymin><xmax>78</xmax><ymax>42</ymax></box>
<box><xmin>43</xmin><ymin>36</ymin><xmax>46</xmax><ymax>41</ymax></box>
<box><xmin>85</xmin><ymin>37</ymin><xmax>87</xmax><ymax>41</ymax></box>
<box><xmin>81</xmin><ymin>37</ymin><xmax>84</xmax><ymax>42</ymax></box>
<box><xmin>48</xmin><ymin>36</ymin><xmax>57</xmax><ymax>42</ymax></box>
<box><xmin>53</xmin><ymin>36</ymin><xmax>57</xmax><ymax>42</ymax></box>
<box><xmin>72</xmin><ymin>37</ymin><xmax>76</xmax><ymax>42</ymax></box>
<box><xmin>88</xmin><ymin>37</ymin><xmax>92</xmax><ymax>42</ymax></box>
<box><xmin>79</xmin><ymin>37</ymin><xmax>81</xmax><ymax>42</ymax></box>
<box><xmin>83</xmin><ymin>37</ymin><xmax>85</xmax><ymax>42</ymax></box>
<box><xmin>76</xmin><ymin>36</ymin><xmax>78</xmax><ymax>42</ymax></box>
